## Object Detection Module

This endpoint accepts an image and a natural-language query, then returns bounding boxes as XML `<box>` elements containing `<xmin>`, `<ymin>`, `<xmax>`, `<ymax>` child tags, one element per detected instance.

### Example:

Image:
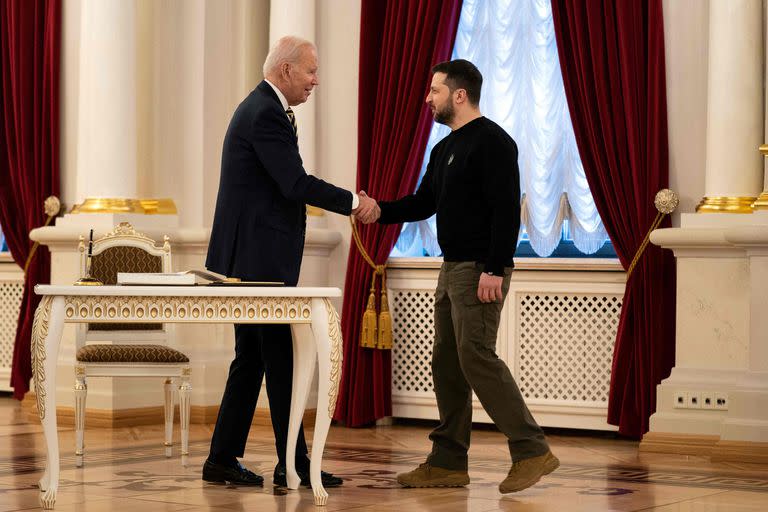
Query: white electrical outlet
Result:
<box><xmin>689</xmin><ymin>391</ymin><xmax>702</xmax><ymax>409</ymax></box>
<box><xmin>674</xmin><ymin>391</ymin><xmax>688</xmax><ymax>409</ymax></box>
<box><xmin>714</xmin><ymin>392</ymin><xmax>729</xmax><ymax>410</ymax></box>
<box><xmin>674</xmin><ymin>390</ymin><xmax>728</xmax><ymax>410</ymax></box>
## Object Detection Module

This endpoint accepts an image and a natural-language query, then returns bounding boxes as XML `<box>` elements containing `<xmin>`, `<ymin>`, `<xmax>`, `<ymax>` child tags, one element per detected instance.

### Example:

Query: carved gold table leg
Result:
<box><xmin>32</xmin><ymin>296</ymin><xmax>66</xmax><ymax>509</ymax></box>
<box><xmin>307</xmin><ymin>298</ymin><xmax>343</xmax><ymax>506</ymax></box>
<box><xmin>286</xmin><ymin>323</ymin><xmax>318</xmax><ymax>490</ymax></box>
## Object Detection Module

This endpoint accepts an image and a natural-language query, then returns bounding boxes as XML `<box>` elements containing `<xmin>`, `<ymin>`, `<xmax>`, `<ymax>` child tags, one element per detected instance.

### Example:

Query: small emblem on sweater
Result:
<box><xmin>448</xmin><ymin>154</ymin><xmax>454</xmax><ymax>165</ymax></box>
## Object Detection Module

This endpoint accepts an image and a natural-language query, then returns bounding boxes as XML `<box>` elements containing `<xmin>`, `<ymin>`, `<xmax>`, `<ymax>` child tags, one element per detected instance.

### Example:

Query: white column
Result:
<box><xmin>764</xmin><ymin>0</ymin><xmax>768</xmax><ymax>198</ymax></box>
<box><xmin>701</xmin><ymin>0</ymin><xmax>764</xmax><ymax>203</ymax></box>
<box><xmin>755</xmin><ymin>3</ymin><xmax>768</xmax><ymax>210</ymax></box>
<box><xmin>270</xmin><ymin>0</ymin><xmax>318</xmax><ymax>174</ymax></box>
<box><xmin>76</xmin><ymin>0</ymin><xmax>137</xmax><ymax>202</ymax></box>
<box><xmin>765</xmin><ymin>0</ymin><xmax>768</xmax><ymax>195</ymax></box>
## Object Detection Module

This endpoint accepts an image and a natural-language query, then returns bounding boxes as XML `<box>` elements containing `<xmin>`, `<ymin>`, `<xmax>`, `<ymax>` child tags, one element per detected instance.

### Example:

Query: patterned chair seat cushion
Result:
<box><xmin>76</xmin><ymin>344</ymin><xmax>190</xmax><ymax>363</ymax></box>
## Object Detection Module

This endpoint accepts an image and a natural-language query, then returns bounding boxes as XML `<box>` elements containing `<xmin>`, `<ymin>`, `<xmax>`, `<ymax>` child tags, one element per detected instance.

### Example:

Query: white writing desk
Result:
<box><xmin>31</xmin><ymin>285</ymin><xmax>343</xmax><ymax>509</ymax></box>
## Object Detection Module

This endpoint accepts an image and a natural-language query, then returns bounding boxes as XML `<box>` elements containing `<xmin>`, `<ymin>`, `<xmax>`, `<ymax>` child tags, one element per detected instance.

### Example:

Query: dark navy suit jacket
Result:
<box><xmin>206</xmin><ymin>81</ymin><xmax>352</xmax><ymax>285</ymax></box>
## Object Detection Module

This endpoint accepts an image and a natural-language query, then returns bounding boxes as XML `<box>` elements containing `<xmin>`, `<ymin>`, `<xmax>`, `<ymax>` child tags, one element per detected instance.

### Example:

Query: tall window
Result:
<box><xmin>0</xmin><ymin>224</ymin><xmax>7</xmax><ymax>253</ymax></box>
<box><xmin>392</xmin><ymin>0</ymin><xmax>611</xmax><ymax>258</ymax></box>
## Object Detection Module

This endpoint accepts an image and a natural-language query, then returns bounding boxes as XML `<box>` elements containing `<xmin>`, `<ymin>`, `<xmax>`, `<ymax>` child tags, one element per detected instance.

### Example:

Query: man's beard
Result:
<box><xmin>433</xmin><ymin>101</ymin><xmax>455</xmax><ymax>125</ymax></box>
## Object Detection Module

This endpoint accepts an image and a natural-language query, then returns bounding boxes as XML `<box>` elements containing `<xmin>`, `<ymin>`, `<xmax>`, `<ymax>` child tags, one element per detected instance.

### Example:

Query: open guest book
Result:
<box><xmin>116</xmin><ymin>269</ymin><xmax>283</xmax><ymax>286</ymax></box>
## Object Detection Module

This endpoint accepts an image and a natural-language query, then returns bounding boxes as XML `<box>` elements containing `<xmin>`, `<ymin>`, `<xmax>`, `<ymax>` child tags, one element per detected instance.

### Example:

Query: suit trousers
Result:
<box><xmin>209</xmin><ymin>323</ymin><xmax>309</xmax><ymax>468</ymax></box>
<box><xmin>427</xmin><ymin>262</ymin><xmax>549</xmax><ymax>470</ymax></box>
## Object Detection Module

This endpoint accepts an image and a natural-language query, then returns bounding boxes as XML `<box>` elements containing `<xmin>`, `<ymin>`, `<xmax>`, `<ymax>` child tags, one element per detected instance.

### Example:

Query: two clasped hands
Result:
<box><xmin>349</xmin><ymin>190</ymin><xmax>503</xmax><ymax>304</ymax></box>
<box><xmin>351</xmin><ymin>191</ymin><xmax>381</xmax><ymax>224</ymax></box>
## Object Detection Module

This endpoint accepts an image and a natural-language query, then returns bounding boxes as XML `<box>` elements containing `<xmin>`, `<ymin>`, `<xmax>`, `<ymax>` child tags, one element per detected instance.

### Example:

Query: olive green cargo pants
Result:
<box><xmin>426</xmin><ymin>262</ymin><xmax>549</xmax><ymax>470</ymax></box>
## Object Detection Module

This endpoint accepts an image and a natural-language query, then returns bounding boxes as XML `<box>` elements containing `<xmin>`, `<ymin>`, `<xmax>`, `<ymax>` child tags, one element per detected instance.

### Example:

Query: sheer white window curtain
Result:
<box><xmin>393</xmin><ymin>0</ymin><xmax>608</xmax><ymax>258</ymax></box>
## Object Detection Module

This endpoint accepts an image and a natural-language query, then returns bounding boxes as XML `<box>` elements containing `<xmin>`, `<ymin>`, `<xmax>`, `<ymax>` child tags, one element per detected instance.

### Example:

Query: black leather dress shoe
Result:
<box><xmin>273</xmin><ymin>462</ymin><xmax>343</xmax><ymax>488</ymax></box>
<box><xmin>202</xmin><ymin>459</ymin><xmax>264</xmax><ymax>486</ymax></box>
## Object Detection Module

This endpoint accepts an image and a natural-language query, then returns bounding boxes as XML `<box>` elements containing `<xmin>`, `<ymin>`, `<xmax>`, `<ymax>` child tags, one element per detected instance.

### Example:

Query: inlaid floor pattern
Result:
<box><xmin>0</xmin><ymin>397</ymin><xmax>766</xmax><ymax>511</ymax></box>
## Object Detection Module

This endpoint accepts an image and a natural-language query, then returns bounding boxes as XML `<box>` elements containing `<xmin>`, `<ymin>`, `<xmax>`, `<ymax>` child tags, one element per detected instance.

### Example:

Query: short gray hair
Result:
<box><xmin>263</xmin><ymin>36</ymin><xmax>315</xmax><ymax>77</ymax></box>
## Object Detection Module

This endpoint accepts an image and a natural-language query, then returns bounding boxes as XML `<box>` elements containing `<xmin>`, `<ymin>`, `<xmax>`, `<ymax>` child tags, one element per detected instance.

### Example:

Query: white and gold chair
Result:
<box><xmin>73</xmin><ymin>222</ymin><xmax>190</xmax><ymax>466</ymax></box>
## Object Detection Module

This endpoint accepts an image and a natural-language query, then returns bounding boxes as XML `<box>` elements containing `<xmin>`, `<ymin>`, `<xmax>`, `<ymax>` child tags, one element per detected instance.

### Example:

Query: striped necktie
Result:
<box><xmin>286</xmin><ymin>108</ymin><xmax>298</xmax><ymax>136</ymax></box>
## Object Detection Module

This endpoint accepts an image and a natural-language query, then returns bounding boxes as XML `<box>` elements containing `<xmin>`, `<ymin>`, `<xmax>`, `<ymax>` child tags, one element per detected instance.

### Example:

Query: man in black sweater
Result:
<box><xmin>366</xmin><ymin>59</ymin><xmax>559</xmax><ymax>493</ymax></box>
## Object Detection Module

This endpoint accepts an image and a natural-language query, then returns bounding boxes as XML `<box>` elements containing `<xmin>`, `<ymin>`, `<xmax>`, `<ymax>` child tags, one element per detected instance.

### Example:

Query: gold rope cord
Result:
<box><xmin>23</xmin><ymin>196</ymin><xmax>61</xmax><ymax>274</ymax></box>
<box><xmin>626</xmin><ymin>189</ymin><xmax>679</xmax><ymax>279</ymax></box>
<box><xmin>349</xmin><ymin>217</ymin><xmax>391</xmax><ymax>350</ymax></box>
<box><xmin>626</xmin><ymin>212</ymin><xmax>665</xmax><ymax>279</ymax></box>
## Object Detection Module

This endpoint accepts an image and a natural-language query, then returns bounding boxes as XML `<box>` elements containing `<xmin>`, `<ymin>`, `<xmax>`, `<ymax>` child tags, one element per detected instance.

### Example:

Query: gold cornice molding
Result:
<box><xmin>70</xmin><ymin>198</ymin><xmax>178</xmax><ymax>215</ymax></box>
<box><xmin>695</xmin><ymin>196</ymin><xmax>756</xmax><ymax>214</ymax></box>
<box><xmin>752</xmin><ymin>191</ymin><xmax>768</xmax><ymax>210</ymax></box>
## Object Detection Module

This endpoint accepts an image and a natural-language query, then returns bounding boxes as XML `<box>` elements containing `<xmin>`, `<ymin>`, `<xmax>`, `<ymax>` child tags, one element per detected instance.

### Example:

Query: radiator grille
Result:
<box><xmin>0</xmin><ymin>280</ymin><xmax>24</xmax><ymax>389</ymax></box>
<box><xmin>517</xmin><ymin>293</ymin><xmax>621</xmax><ymax>403</ymax></box>
<box><xmin>392</xmin><ymin>290</ymin><xmax>435</xmax><ymax>394</ymax></box>
<box><xmin>391</xmin><ymin>289</ymin><xmax>621</xmax><ymax>407</ymax></box>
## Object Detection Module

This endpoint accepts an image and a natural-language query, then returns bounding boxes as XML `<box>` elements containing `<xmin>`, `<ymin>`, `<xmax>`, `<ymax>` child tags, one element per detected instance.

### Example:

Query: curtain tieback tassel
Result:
<box><xmin>376</xmin><ymin>285</ymin><xmax>392</xmax><ymax>350</ymax></box>
<box><xmin>360</xmin><ymin>275</ymin><xmax>379</xmax><ymax>348</ymax></box>
<box><xmin>350</xmin><ymin>217</ymin><xmax>391</xmax><ymax>350</ymax></box>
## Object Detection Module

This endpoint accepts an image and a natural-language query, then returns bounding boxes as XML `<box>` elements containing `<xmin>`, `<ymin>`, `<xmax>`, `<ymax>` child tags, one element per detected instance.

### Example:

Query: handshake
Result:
<box><xmin>352</xmin><ymin>191</ymin><xmax>381</xmax><ymax>224</ymax></box>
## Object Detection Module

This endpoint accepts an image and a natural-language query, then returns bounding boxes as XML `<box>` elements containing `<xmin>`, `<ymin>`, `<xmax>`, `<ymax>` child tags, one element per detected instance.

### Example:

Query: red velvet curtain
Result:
<box><xmin>334</xmin><ymin>0</ymin><xmax>463</xmax><ymax>426</ymax></box>
<box><xmin>0</xmin><ymin>0</ymin><xmax>61</xmax><ymax>398</ymax></box>
<box><xmin>551</xmin><ymin>0</ymin><xmax>675</xmax><ymax>437</ymax></box>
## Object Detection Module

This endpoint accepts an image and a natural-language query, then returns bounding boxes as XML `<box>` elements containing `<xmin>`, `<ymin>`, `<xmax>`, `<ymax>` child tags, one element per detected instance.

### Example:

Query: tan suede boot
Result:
<box><xmin>498</xmin><ymin>451</ymin><xmax>560</xmax><ymax>493</ymax></box>
<box><xmin>397</xmin><ymin>463</ymin><xmax>470</xmax><ymax>488</ymax></box>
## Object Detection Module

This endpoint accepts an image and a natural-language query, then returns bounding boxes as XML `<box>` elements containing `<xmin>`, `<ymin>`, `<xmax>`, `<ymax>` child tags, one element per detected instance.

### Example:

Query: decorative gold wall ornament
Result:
<box><xmin>31</xmin><ymin>296</ymin><xmax>53</xmax><ymax>420</ymax></box>
<box><xmin>323</xmin><ymin>298</ymin><xmax>343</xmax><ymax>417</ymax></box>
<box><xmin>695</xmin><ymin>196</ymin><xmax>756</xmax><ymax>214</ymax></box>
<box><xmin>70</xmin><ymin>198</ymin><xmax>178</xmax><ymax>215</ymax></box>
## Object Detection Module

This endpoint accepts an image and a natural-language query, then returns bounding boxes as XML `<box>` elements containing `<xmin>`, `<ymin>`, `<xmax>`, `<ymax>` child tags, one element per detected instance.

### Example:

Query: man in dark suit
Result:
<box><xmin>202</xmin><ymin>35</ymin><xmax>377</xmax><ymax>487</ymax></box>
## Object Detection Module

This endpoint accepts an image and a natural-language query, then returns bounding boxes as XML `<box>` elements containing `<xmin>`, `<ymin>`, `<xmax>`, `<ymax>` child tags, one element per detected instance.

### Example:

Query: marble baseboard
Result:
<box><xmin>640</xmin><ymin>431</ymin><xmax>768</xmax><ymax>463</ymax></box>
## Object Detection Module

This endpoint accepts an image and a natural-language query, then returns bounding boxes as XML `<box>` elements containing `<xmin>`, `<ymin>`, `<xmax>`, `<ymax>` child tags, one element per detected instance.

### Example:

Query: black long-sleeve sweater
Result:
<box><xmin>378</xmin><ymin>116</ymin><xmax>521</xmax><ymax>275</ymax></box>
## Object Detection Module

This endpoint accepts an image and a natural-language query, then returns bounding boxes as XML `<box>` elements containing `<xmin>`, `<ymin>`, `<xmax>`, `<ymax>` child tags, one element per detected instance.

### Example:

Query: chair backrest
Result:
<box><xmin>79</xmin><ymin>222</ymin><xmax>171</xmax><ymax>280</ymax></box>
<box><xmin>76</xmin><ymin>222</ymin><xmax>172</xmax><ymax>344</ymax></box>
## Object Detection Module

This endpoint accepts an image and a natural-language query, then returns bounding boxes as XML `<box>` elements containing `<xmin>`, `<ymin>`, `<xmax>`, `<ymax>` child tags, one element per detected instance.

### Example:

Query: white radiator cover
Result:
<box><xmin>387</xmin><ymin>258</ymin><xmax>625</xmax><ymax>431</ymax></box>
<box><xmin>0</xmin><ymin>257</ymin><xmax>24</xmax><ymax>392</ymax></box>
